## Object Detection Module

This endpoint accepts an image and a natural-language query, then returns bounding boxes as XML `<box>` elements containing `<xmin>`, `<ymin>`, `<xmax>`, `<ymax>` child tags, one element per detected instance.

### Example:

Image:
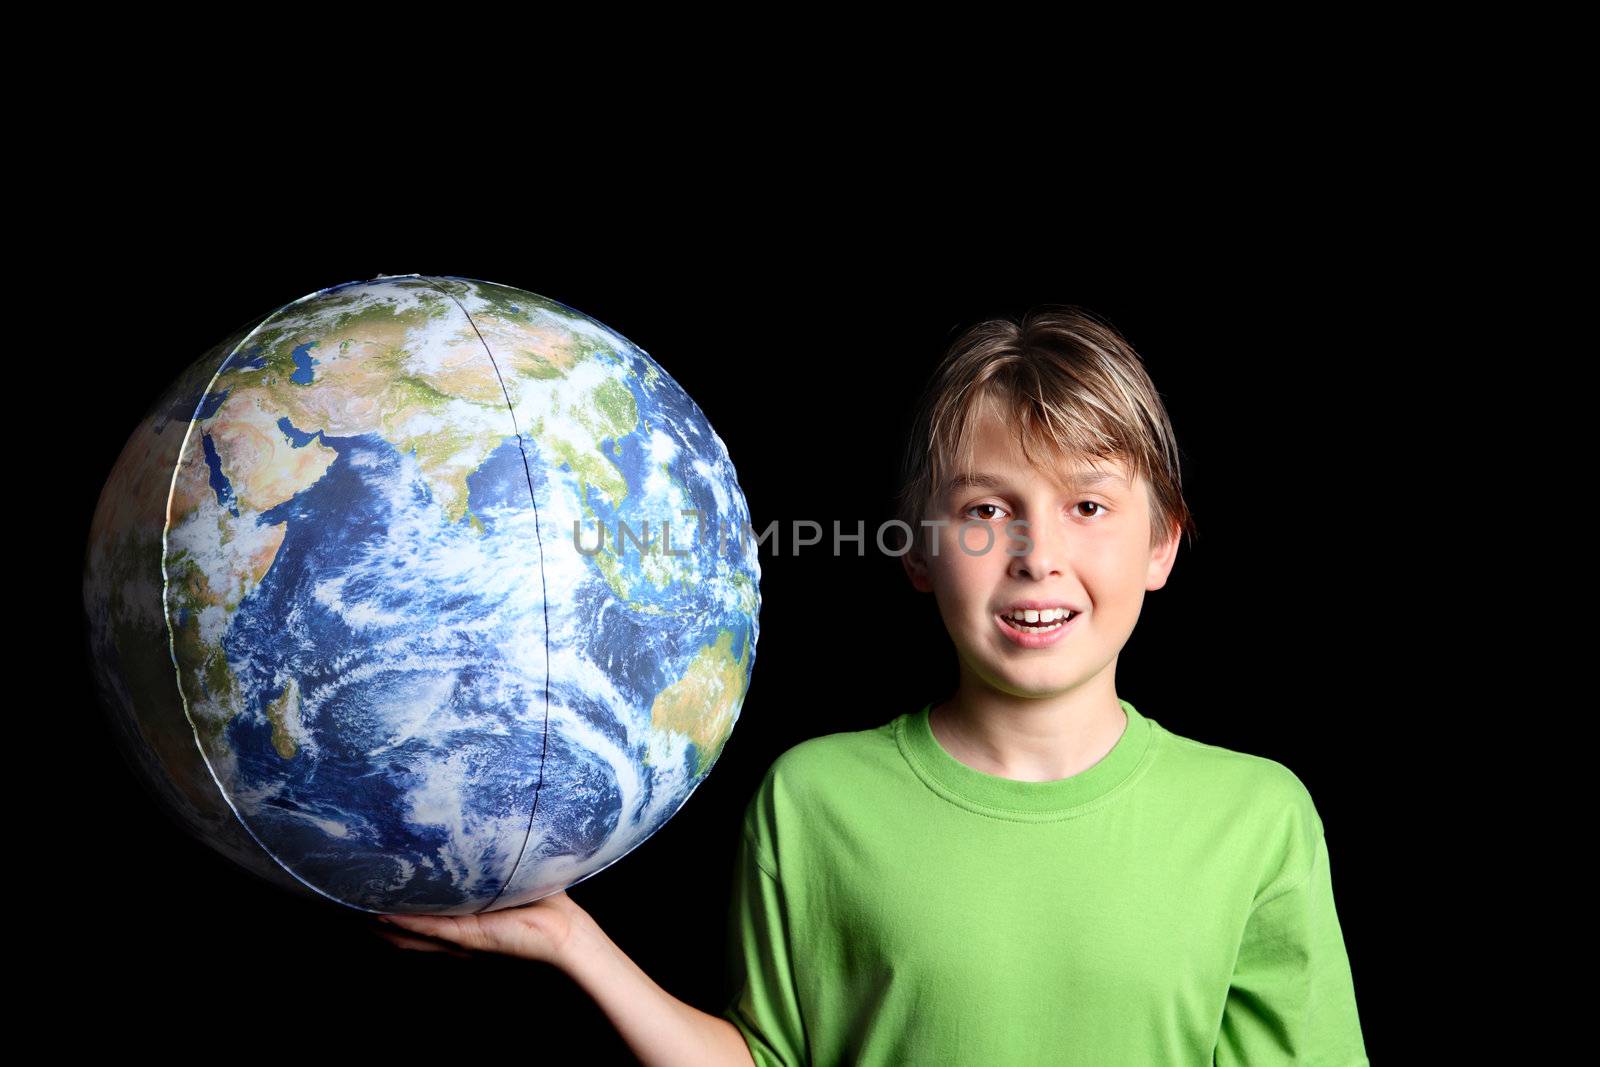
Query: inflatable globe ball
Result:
<box><xmin>82</xmin><ymin>275</ymin><xmax>761</xmax><ymax>915</ymax></box>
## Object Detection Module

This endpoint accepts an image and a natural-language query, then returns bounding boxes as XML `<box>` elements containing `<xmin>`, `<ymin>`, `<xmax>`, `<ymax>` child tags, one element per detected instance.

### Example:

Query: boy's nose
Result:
<box><xmin>1006</xmin><ymin>519</ymin><xmax>1068</xmax><ymax>579</ymax></box>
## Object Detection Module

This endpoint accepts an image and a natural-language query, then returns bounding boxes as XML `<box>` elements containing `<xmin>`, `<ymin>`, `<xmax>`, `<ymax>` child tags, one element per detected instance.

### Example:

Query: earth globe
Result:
<box><xmin>81</xmin><ymin>275</ymin><xmax>761</xmax><ymax>915</ymax></box>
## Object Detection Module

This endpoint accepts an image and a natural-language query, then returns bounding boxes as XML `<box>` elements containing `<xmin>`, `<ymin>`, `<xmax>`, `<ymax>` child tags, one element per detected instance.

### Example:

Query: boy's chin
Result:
<box><xmin>960</xmin><ymin>648</ymin><xmax>1090</xmax><ymax>699</ymax></box>
<box><xmin>976</xmin><ymin>669</ymin><xmax>1088</xmax><ymax>702</ymax></box>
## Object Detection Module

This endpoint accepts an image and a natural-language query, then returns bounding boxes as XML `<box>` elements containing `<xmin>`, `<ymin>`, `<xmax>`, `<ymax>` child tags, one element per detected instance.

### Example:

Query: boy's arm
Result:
<box><xmin>556</xmin><ymin>909</ymin><xmax>755</xmax><ymax>1067</ymax></box>
<box><xmin>1213</xmin><ymin>824</ymin><xmax>1369</xmax><ymax>1066</ymax></box>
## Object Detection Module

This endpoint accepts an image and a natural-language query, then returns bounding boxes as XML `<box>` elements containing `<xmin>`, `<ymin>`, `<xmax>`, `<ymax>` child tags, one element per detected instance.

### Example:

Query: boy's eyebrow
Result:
<box><xmin>945</xmin><ymin>470</ymin><xmax>1124</xmax><ymax>494</ymax></box>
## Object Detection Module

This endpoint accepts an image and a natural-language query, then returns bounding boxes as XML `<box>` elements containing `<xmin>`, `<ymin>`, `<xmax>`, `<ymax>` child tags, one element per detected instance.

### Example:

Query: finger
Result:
<box><xmin>381</xmin><ymin>913</ymin><xmax>487</xmax><ymax>952</ymax></box>
<box><xmin>377</xmin><ymin>928</ymin><xmax>474</xmax><ymax>959</ymax></box>
<box><xmin>373</xmin><ymin>926</ymin><xmax>456</xmax><ymax>953</ymax></box>
<box><xmin>370</xmin><ymin>917</ymin><xmax>478</xmax><ymax>958</ymax></box>
<box><xmin>380</xmin><ymin>914</ymin><xmax>457</xmax><ymax>938</ymax></box>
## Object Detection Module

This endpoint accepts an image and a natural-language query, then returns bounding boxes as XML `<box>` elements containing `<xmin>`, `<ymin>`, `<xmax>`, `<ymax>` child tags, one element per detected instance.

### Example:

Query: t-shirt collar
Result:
<box><xmin>896</xmin><ymin>698</ymin><xmax>1155</xmax><ymax>818</ymax></box>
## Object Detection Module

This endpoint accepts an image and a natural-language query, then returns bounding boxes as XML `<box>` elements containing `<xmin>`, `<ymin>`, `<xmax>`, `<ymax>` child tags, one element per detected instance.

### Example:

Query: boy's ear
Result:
<box><xmin>902</xmin><ymin>543</ymin><xmax>934</xmax><ymax>593</ymax></box>
<box><xmin>1145</xmin><ymin>520</ymin><xmax>1182</xmax><ymax>591</ymax></box>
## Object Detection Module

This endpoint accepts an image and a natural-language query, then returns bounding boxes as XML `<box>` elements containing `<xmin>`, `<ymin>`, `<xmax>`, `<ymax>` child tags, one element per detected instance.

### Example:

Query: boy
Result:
<box><xmin>379</xmin><ymin>306</ymin><xmax>1369</xmax><ymax>1066</ymax></box>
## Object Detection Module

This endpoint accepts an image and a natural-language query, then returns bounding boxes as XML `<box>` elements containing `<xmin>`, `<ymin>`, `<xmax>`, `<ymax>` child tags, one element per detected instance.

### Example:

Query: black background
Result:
<box><xmin>46</xmin><ymin>201</ymin><xmax>1437</xmax><ymax>1062</ymax></box>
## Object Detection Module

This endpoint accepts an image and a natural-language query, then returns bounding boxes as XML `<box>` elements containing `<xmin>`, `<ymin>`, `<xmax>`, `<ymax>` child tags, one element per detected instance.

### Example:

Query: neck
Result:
<box><xmin>930</xmin><ymin>673</ymin><xmax>1128</xmax><ymax>783</ymax></box>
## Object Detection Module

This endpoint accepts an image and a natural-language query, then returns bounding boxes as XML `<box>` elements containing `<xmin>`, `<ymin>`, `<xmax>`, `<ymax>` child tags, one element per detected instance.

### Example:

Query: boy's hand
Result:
<box><xmin>371</xmin><ymin>889</ymin><xmax>587</xmax><ymax>966</ymax></box>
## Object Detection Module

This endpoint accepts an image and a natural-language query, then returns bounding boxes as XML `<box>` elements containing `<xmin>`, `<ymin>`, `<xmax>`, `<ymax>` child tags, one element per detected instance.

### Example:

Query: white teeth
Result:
<box><xmin>1007</xmin><ymin>608</ymin><xmax>1071</xmax><ymax>623</ymax></box>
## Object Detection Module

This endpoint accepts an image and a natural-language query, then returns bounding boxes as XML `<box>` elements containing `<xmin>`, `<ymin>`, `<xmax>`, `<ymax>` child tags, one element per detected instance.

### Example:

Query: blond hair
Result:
<box><xmin>894</xmin><ymin>304</ymin><xmax>1198</xmax><ymax>552</ymax></box>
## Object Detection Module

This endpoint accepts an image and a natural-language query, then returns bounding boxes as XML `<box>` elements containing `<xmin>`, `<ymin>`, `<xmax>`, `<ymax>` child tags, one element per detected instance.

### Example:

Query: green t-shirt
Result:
<box><xmin>721</xmin><ymin>700</ymin><xmax>1368</xmax><ymax>1066</ymax></box>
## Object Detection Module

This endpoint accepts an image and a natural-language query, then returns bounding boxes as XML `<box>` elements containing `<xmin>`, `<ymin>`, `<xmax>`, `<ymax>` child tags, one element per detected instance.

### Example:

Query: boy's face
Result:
<box><xmin>902</xmin><ymin>405</ymin><xmax>1180</xmax><ymax>703</ymax></box>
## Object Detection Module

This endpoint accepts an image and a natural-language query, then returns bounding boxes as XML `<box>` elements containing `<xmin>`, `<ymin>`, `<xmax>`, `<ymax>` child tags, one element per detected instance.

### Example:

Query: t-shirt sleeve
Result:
<box><xmin>721</xmin><ymin>811</ymin><xmax>808</xmax><ymax>1067</ymax></box>
<box><xmin>1213</xmin><ymin>820</ymin><xmax>1369</xmax><ymax>1066</ymax></box>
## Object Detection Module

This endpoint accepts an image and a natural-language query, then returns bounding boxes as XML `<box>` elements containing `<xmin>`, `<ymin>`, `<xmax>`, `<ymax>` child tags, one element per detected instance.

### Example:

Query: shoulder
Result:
<box><xmin>745</xmin><ymin>717</ymin><xmax>900</xmax><ymax>814</ymax></box>
<box><xmin>1153</xmin><ymin>719</ymin><xmax>1322</xmax><ymax>828</ymax></box>
<box><xmin>738</xmin><ymin>717</ymin><xmax>904</xmax><ymax>865</ymax></box>
<box><xmin>1149</xmin><ymin>720</ymin><xmax>1326</xmax><ymax>901</ymax></box>
<box><xmin>774</xmin><ymin>717</ymin><xmax>902</xmax><ymax>783</ymax></box>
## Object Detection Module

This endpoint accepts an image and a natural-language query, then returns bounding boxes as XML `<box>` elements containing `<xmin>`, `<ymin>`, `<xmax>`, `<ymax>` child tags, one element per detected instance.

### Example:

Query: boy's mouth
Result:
<box><xmin>997</xmin><ymin>609</ymin><xmax>1078</xmax><ymax>634</ymax></box>
<box><xmin>994</xmin><ymin>608</ymin><xmax>1080</xmax><ymax>648</ymax></box>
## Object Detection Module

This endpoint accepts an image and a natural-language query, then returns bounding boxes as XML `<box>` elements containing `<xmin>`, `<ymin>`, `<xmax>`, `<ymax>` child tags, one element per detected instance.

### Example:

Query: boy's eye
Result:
<box><xmin>966</xmin><ymin>502</ymin><xmax>1107</xmax><ymax>521</ymax></box>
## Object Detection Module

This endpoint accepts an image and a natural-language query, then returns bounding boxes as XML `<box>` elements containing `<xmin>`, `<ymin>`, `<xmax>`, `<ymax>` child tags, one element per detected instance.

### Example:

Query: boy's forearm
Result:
<box><xmin>554</xmin><ymin>909</ymin><xmax>755</xmax><ymax>1067</ymax></box>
